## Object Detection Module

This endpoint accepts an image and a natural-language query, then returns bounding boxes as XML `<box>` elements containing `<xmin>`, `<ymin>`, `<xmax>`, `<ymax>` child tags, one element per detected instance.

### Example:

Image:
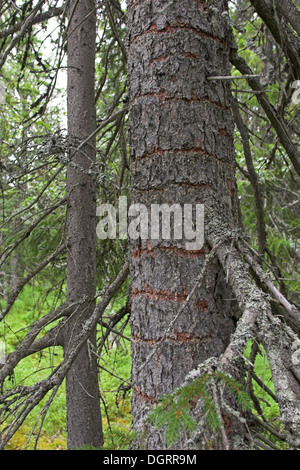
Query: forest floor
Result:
<box><xmin>1</xmin><ymin>286</ymin><xmax>132</xmax><ymax>450</ymax></box>
<box><xmin>1</xmin><ymin>286</ymin><xmax>284</xmax><ymax>450</ymax></box>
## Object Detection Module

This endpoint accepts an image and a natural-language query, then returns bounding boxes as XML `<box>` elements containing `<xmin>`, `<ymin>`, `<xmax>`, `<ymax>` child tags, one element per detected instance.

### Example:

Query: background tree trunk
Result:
<box><xmin>127</xmin><ymin>0</ymin><xmax>245</xmax><ymax>449</ymax></box>
<box><xmin>64</xmin><ymin>0</ymin><xmax>103</xmax><ymax>450</ymax></box>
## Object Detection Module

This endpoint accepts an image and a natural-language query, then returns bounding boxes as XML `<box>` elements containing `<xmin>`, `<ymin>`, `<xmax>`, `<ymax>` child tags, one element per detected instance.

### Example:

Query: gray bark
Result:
<box><xmin>272</xmin><ymin>0</ymin><xmax>300</xmax><ymax>37</ymax></box>
<box><xmin>127</xmin><ymin>0</ymin><xmax>246</xmax><ymax>449</ymax></box>
<box><xmin>63</xmin><ymin>0</ymin><xmax>103</xmax><ymax>450</ymax></box>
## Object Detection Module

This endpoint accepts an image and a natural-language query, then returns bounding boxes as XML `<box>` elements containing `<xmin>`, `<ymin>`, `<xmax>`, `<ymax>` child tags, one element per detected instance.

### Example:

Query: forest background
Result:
<box><xmin>0</xmin><ymin>0</ymin><xmax>299</xmax><ymax>451</ymax></box>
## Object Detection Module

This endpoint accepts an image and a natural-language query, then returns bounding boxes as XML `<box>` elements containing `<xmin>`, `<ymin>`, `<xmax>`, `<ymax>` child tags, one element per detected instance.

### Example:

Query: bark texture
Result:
<box><xmin>64</xmin><ymin>0</ymin><xmax>103</xmax><ymax>450</ymax></box>
<box><xmin>127</xmin><ymin>0</ymin><xmax>244</xmax><ymax>449</ymax></box>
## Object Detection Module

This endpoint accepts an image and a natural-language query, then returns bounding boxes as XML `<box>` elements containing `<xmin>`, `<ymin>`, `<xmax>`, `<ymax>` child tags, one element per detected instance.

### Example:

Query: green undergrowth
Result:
<box><xmin>244</xmin><ymin>341</ymin><xmax>279</xmax><ymax>421</ymax></box>
<box><xmin>148</xmin><ymin>340</ymin><xmax>286</xmax><ymax>449</ymax></box>
<box><xmin>0</xmin><ymin>286</ymin><xmax>132</xmax><ymax>450</ymax></box>
<box><xmin>149</xmin><ymin>370</ymin><xmax>252</xmax><ymax>447</ymax></box>
<box><xmin>244</xmin><ymin>341</ymin><xmax>288</xmax><ymax>449</ymax></box>
<box><xmin>0</xmin><ymin>287</ymin><xmax>288</xmax><ymax>450</ymax></box>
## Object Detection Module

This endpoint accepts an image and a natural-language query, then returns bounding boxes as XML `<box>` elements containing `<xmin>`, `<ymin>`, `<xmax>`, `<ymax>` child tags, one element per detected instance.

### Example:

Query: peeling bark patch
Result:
<box><xmin>131</xmin><ymin>332</ymin><xmax>213</xmax><ymax>344</ymax></box>
<box><xmin>132</xmin><ymin>285</ymin><xmax>189</xmax><ymax>303</ymax></box>
<box><xmin>227</xmin><ymin>179</ymin><xmax>235</xmax><ymax>195</ymax></box>
<box><xmin>127</xmin><ymin>0</ymin><xmax>207</xmax><ymax>11</ymax></box>
<box><xmin>175</xmin><ymin>330</ymin><xmax>194</xmax><ymax>341</ymax></box>
<box><xmin>150</xmin><ymin>54</ymin><xmax>169</xmax><ymax>64</ymax></box>
<box><xmin>131</xmin><ymin>145</ymin><xmax>213</xmax><ymax>161</ymax></box>
<box><xmin>182</xmin><ymin>51</ymin><xmax>199</xmax><ymax>60</ymax></box>
<box><xmin>130</xmin><ymin>21</ymin><xmax>226</xmax><ymax>46</ymax></box>
<box><xmin>131</xmin><ymin>244</ymin><xmax>206</xmax><ymax>259</ymax></box>
<box><xmin>131</xmin><ymin>92</ymin><xmax>230</xmax><ymax>111</ymax></box>
<box><xmin>224</xmin><ymin>414</ymin><xmax>232</xmax><ymax>435</ymax></box>
<box><xmin>133</xmin><ymin>387</ymin><xmax>158</xmax><ymax>405</ymax></box>
<box><xmin>219</xmin><ymin>128</ymin><xmax>234</xmax><ymax>140</ymax></box>
<box><xmin>203</xmin><ymin>96</ymin><xmax>231</xmax><ymax>112</ymax></box>
<box><xmin>197</xmin><ymin>299</ymin><xmax>209</xmax><ymax>312</ymax></box>
<box><xmin>175</xmin><ymin>330</ymin><xmax>201</xmax><ymax>342</ymax></box>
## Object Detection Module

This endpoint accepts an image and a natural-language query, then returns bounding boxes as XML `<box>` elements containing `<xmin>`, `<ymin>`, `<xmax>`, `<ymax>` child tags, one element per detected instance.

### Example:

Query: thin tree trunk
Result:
<box><xmin>64</xmin><ymin>0</ymin><xmax>103</xmax><ymax>450</ymax></box>
<box><xmin>127</xmin><ymin>0</ymin><xmax>244</xmax><ymax>449</ymax></box>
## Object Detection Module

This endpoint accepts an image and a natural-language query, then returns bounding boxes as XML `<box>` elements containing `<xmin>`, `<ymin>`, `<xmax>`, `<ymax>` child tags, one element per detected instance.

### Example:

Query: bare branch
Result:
<box><xmin>0</xmin><ymin>196</ymin><xmax>66</xmax><ymax>269</ymax></box>
<box><xmin>249</xmin><ymin>0</ymin><xmax>300</xmax><ymax>76</ymax></box>
<box><xmin>272</xmin><ymin>0</ymin><xmax>300</xmax><ymax>37</ymax></box>
<box><xmin>0</xmin><ymin>260</ymin><xmax>129</xmax><ymax>448</ymax></box>
<box><xmin>204</xmin><ymin>212</ymin><xmax>300</xmax><ymax>446</ymax></box>
<box><xmin>104</xmin><ymin>0</ymin><xmax>127</xmax><ymax>62</ymax></box>
<box><xmin>229</xmin><ymin>44</ymin><xmax>300</xmax><ymax>177</ymax></box>
<box><xmin>0</xmin><ymin>243</ymin><xmax>66</xmax><ymax>322</ymax></box>
<box><xmin>237</xmin><ymin>238</ymin><xmax>300</xmax><ymax>334</ymax></box>
<box><xmin>0</xmin><ymin>0</ymin><xmax>47</xmax><ymax>71</ymax></box>
<box><xmin>0</xmin><ymin>6</ymin><xmax>64</xmax><ymax>40</ymax></box>
<box><xmin>232</xmin><ymin>99</ymin><xmax>267</xmax><ymax>255</ymax></box>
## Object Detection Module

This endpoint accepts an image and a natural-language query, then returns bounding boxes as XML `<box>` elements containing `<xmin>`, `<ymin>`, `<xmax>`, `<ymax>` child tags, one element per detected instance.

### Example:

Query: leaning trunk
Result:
<box><xmin>127</xmin><ymin>0</ymin><xmax>244</xmax><ymax>449</ymax></box>
<box><xmin>64</xmin><ymin>0</ymin><xmax>103</xmax><ymax>450</ymax></box>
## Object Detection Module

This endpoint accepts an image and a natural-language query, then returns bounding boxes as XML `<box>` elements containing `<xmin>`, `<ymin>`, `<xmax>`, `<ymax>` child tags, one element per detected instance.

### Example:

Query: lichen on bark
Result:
<box><xmin>127</xmin><ymin>0</ymin><xmax>300</xmax><ymax>450</ymax></box>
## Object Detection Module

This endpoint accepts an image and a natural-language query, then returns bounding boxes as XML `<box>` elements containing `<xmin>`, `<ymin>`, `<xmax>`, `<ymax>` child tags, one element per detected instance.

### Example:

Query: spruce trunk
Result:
<box><xmin>64</xmin><ymin>0</ymin><xmax>103</xmax><ymax>450</ymax></box>
<box><xmin>127</xmin><ymin>0</ymin><xmax>242</xmax><ymax>449</ymax></box>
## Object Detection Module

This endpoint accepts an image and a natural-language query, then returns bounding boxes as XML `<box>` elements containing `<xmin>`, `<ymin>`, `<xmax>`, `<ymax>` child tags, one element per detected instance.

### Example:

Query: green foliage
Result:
<box><xmin>243</xmin><ymin>341</ymin><xmax>289</xmax><ymax>450</ymax></box>
<box><xmin>1</xmin><ymin>288</ymin><xmax>133</xmax><ymax>450</ymax></box>
<box><xmin>0</xmin><ymin>0</ymin><xmax>299</xmax><ymax>451</ymax></box>
<box><xmin>148</xmin><ymin>371</ymin><xmax>252</xmax><ymax>447</ymax></box>
<box><xmin>244</xmin><ymin>341</ymin><xmax>279</xmax><ymax>421</ymax></box>
<box><xmin>0</xmin><ymin>284</ymin><xmax>134</xmax><ymax>449</ymax></box>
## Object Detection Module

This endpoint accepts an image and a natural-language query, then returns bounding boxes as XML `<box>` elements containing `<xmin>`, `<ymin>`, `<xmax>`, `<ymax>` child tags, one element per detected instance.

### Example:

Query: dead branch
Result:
<box><xmin>205</xmin><ymin>213</ymin><xmax>300</xmax><ymax>447</ymax></box>
<box><xmin>0</xmin><ymin>260</ymin><xmax>129</xmax><ymax>449</ymax></box>
<box><xmin>232</xmin><ymin>99</ymin><xmax>267</xmax><ymax>255</ymax></box>
<box><xmin>104</xmin><ymin>0</ymin><xmax>127</xmax><ymax>62</ymax></box>
<box><xmin>0</xmin><ymin>6</ymin><xmax>64</xmax><ymax>40</ymax></box>
<box><xmin>272</xmin><ymin>0</ymin><xmax>300</xmax><ymax>37</ymax></box>
<box><xmin>0</xmin><ymin>0</ymin><xmax>47</xmax><ymax>71</ymax></box>
<box><xmin>0</xmin><ymin>243</ymin><xmax>66</xmax><ymax>322</ymax></box>
<box><xmin>229</xmin><ymin>41</ymin><xmax>300</xmax><ymax>178</ymax></box>
<box><xmin>249</xmin><ymin>0</ymin><xmax>300</xmax><ymax>76</ymax></box>
<box><xmin>237</xmin><ymin>238</ymin><xmax>300</xmax><ymax>334</ymax></box>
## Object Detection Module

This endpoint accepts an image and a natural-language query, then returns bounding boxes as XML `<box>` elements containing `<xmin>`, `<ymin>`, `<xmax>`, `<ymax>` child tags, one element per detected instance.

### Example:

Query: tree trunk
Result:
<box><xmin>127</xmin><ymin>0</ymin><xmax>245</xmax><ymax>449</ymax></box>
<box><xmin>64</xmin><ymin>0</ymin><xmax>103</xmax><ymax>450</ymax></box>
